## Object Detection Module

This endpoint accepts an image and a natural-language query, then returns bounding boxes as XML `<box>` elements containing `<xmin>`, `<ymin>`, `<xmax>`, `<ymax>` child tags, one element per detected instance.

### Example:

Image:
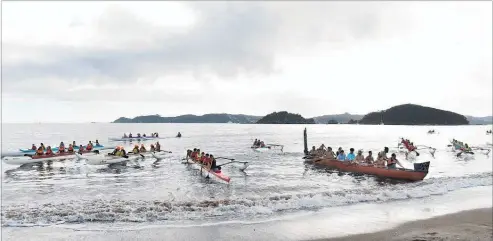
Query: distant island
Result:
<box><xmin>313</xmin><ymin>113</ymin><xmax>363</xmax><ymax>124</ymax></box>
<box><xmin>112</xmin><ymin>105</ymin><xmax>491</xmax><ymax>125</ymax></box>
<box><xmin>256</xmin><ymin>111</ymin><xmax>315</xmax><ymax>124</ymax></box>
<box><xmin>113</xmin><ymin>114</ymin><xmax>261</xmax><ymax>124</ymax></box>
<box><xmin>359</xmin><ymin>104</ymin><xmax>469</xmax><ymax>125</ymax></box>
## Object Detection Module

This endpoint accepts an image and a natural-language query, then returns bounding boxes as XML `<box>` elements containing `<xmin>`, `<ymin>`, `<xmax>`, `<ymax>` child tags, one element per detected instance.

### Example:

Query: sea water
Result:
<box><xmin>1</xmin><ymin>123</ymin><xmax>492</xmax><ymax>240</ymax></box>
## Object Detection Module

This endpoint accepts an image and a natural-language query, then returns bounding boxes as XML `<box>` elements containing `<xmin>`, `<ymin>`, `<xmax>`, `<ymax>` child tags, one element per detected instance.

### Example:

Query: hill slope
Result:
<box><xmin>312</xmin><ymin>113</ymin><xmax>363</xmax><ymax>124</ymax></box>
<box><xmin>359</xmin><ymin>104</ymin><xmax>469</xmax><ymax>125</ymax></box>
<box><xmin>465</xmin><ymin>116</ymin><xmax>493</xmax><ymax>125</ymax></box>
<box><xmin>113</xmin><ymin>114</ymin><xmax>262</xmax><ymax>124</ymax></box>
<box><xmin>256</xmin><ymin>111</ymin><xmax>316</xmax><ymax>124</ymax></box>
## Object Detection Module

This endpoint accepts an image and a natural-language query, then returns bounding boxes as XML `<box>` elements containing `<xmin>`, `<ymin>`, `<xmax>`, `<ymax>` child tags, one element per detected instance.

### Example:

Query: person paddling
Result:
<box><xmin>58</xmin><ymin>142</ymin><xmax>66</xmax><ymax>153</ymax></box>
<box><xmin>346</xmin><ymin>148</ymin><xmax>356</xmax><ymax>161</ymax></box>
<box><xmin>155</xmin><ymin>142</ymin><xmax>161</xmax><ymax>152</ymax></box>
<box><xmin>67</xmin><ymin>144</ymin><xmax>74</xmax><ymax>153</ymax></box>
<box><xmin>140</xmin><ymin>144</ymin><xmax>147</xmax><ymax>153</ymax></box>
<box><xmin>355</xmin><ymin>150</ymin><xmax>365</xmax><ymax>164</ymax></box>
<box><xmin>45</xmin><ymin>146</ymin><xmax>54</xmax><ymax>155</ymax></box>
<box><xmin>31</xmin><ymin>144</ymin><xmax>37</xmax><ymax>150</ymax></box>
<box><xmin>132</xmin><ymin>145</ymin><xmax>140</xmax><ymax>154</ymax></box>
<box><xmin>177</xmin><ymin>132</ymin><xmax>182</xmax><ymax>138</ymax></box>
<box><xmin>40</xmin><ymin>143</ymin><xmax>46</xmax><ymax>151</ymax></box>
<box><xmin>337</xmin><ymin>150</ymin><xmax>346</xmax><ymax>161</ymax></box>
<box><xmin>387</xmin><ymin>153</ymin><xmax>405</xmax><ymax>169</ymax></box>
<box><xmin>365</xmin><ymin>151</ymin><xmax>374</xmax><ymax>164</ymax></box>
<box><xmin>36</xmin><ymin>147</ymin><xmax>44</xmax><ymax>156</ymax></box>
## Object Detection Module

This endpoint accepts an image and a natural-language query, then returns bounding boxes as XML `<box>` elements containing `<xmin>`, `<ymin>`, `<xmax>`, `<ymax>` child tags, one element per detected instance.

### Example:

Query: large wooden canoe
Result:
<box><xmin>302</xmin><ymin>128</ymin><xmax>430</xmax><ymax>181</ymax></box>
<box><xmin>309</xmin><ymin>158</ymin><xmax>429</xmax><ymax>181</ymax></box>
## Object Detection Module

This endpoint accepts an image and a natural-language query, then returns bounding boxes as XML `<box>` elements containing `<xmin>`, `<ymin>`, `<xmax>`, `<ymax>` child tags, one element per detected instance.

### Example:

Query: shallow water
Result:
<box><xmin>1</xmin><ymin>124</ymin><xmax>492</xmax><ymax>236</ymax></box>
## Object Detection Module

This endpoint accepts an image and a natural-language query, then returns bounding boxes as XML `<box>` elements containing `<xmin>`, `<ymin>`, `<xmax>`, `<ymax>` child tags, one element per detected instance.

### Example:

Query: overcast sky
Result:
<box><xmin>2</xmin><ymin>1</ymin><xmax>492</xmax><ymax>123</ymax></box>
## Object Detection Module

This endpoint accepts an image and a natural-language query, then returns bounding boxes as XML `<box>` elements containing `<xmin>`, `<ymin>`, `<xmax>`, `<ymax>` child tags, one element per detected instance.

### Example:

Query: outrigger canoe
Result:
<box><xmin>3</xmin><ymin>150</ymin><xmax>99</xmax><ymax>165</ymax></box>
<box><xmin>18</xmin><ymin>145</ymin><xmax>110</xmax><ymax>154</ymax></box>
<box><xmin>309</xmin><ymin>158</ymin><xmax>430</xmax><ymax>181</ymax></box>
<box><xmin>75</xmin><ymin>151</ymin><xmax>169</xmax><ymax>165</ymax></box>
<box><xmin>108</xmin><ymin>136</ymin><xmax>160</xmax><ymax>142</ymax></box>
<box><xmin>185</xmin><ymin>157</ymin><xmax>231</xmax><ymax>183</ymax></box>
<box><xmin>302</xmin><ymin>128</ymin><xmax>430</xmax><ymax>181</ymax></box>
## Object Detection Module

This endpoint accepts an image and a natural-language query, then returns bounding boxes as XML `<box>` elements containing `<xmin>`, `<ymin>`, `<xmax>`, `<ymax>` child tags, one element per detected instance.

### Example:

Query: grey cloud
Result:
<box><xmin>3</xmin><ymin>2</ymin><xmax>407</xmax><ymax>87</ymax></box>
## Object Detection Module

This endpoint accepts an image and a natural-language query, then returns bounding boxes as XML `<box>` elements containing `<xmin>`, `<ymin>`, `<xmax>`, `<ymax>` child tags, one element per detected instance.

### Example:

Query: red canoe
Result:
<box><xmin>309</xmin><ymin>158</ymin><xmax>429</xmax><ymax>181</ymax></box>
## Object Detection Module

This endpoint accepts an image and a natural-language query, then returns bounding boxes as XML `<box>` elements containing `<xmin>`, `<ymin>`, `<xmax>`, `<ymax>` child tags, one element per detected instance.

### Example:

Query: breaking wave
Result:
<box><xmin>2</xmin><ymin>172</ymin><xmax>491</xmax><ymax>227</ymax></box>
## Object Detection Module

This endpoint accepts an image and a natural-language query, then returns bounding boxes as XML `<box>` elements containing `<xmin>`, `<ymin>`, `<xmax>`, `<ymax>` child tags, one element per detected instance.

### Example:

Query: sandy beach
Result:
<box><xmin>321</xmin><ymin>208</ymin><xmax>492</xmax><ymax>241</ymax></box>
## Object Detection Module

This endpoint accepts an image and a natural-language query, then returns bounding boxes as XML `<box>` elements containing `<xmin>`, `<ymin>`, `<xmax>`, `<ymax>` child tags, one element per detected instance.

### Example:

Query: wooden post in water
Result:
<box><xmin>303</xmin><ymin>128</ymin><xmax>308</xmax><ymax>155</ymax></box>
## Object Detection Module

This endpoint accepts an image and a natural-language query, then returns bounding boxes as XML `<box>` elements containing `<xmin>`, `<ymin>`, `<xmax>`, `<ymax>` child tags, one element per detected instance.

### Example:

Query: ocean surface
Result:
<box><xmin>1</xmin><ymin>123</ymin><xmax>492</xmax><ymax>240</ymax></box>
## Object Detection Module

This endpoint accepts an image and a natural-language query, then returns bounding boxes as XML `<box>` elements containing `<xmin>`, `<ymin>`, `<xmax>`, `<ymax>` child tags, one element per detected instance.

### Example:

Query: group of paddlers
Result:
<box><xmin>33</xmin><ymin>140</ymin><xmax>101</xmax><ymax>156</ymax></box>
<box><xmin>252</xmin><ymin>139</ymin><xmax>267</xmax><ymax>148</ymax></box>
<box><xmin>122</xmin><ymin>133</ymin><xmax>159</xmax><ymax>138</ymax></box>
<box><xmin>307</xmin><ymin>144</ymin><xmax>405</xmax><ymax>169</ymax></box>
<box><xmin>186</xmin><ymin>148</ymin><xmax>221</xmax><ymax>172</ymax></box>
<box><xmin>109</xmin><ymin>142</ymin><xmax>161</xmax><ymax>157</ymax></box>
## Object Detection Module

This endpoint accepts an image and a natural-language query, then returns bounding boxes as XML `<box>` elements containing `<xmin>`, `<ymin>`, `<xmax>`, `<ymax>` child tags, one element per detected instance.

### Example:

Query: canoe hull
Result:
<box><xmin>311</xmin><ymin>158</ymin><xmax>429</xmax><ymax>181</ymax></box>
<box><xmin>3</xmin><ymin>150</ymin><xmax>97</xmax><ymax>165</ymax></box>
<box><xmin>186</xmin><ymin>158</ymin><xmax>231</xmax><ymax>183</ymax></box>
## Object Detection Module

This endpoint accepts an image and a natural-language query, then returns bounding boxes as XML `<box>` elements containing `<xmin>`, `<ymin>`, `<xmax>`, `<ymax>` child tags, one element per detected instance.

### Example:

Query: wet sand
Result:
<box><xmin>319</xmin><ymin>208</ymin><xmax>492</xmax><ymax>241</ymax></box>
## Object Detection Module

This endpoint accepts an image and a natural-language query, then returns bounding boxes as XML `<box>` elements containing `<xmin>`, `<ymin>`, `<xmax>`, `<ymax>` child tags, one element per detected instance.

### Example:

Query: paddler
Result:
<box><xmin>203</xmin><ymin>153</ymin><xmax>211</xmax><ymax>166</ymax></box>
<box><xmin>337</xmin><ymin>150</ymin><xmax>346</xmax><ymax>161</ymax></box>
<box><xmin>374</xmin><ymin>152</ymin><xmax>385</xmax><ymax>167</ymax></box>
<box><xmin>31</xmin><ymin>144</ymin><xmax>37</xmax><ymax>150</ymax></box>
<box><xmin>78</xmin><ymin>145</ymin><xmax>85</xmax><ymax>154</ymax></box>
<box><xmin>336</xmin><ymin>147</ymin><xmax>343</xmax><ymax>156</ymax></box>
<box><xmin>137</xmin><ymin>133</ymin><xmax>141</xmax><ymax>138</ymax></box>
<box><xmin>155</xmin><ymin>142</ymin><xmax>161</xmax><ymax>152</ymax></box>
<box><xmin>140</xmin><ymin>144</ymin><xmax>147</xmax><ymax>152</ymax></box>
<box><xmin>260</xmin><ymin>141</ymin><xmax>266</xmax><ymax>148</ymax></box>
<box><xmin>326</xmin><ymin>147</ymin><xmax>336</xmax><ymax>159</ymax></box>
<box><xmin>365</xmin><ymin>151</ymin><xmax>374</xmax><ymax>164</ymax></box>
<box><xmin>58</xmin><ymin>142</ymin><xmax>65</xmax><ymax>153</ymax></box>
<box><xmin>123</xmin><ymin>133</ymin><xmax>128</xmax><ymax>138</ymax></box>
<box><xmin>209</xmin><ymin>154</ymin><xmax>221</xmax><ymax>172</ymax></box>
<box><xmin>355</xmin><ymin>150</ymin><xmax>365</xmax><ymax>163</ymax></box>
<box><xmin>143</xmin><ymin>133</ymin><xmax>147</xmax><ymax>137</ymax></box>
<box><xmin>380</xmin><ymin>147</ymin><xmax>389</xmax><ymax>161</ymax></box>
<box><xmin>86</xmin><ymin>141</ymin><xmax>93</xmax><ymax>151</ymax></box>
<box><xmin>387</xmin><ymin>153</ymin><xmax>404</xmax><ymax>169</ymax></box>
<box><xmin>36</xmin><ymin>147</ymin><xmax>44</xmax><ymax>156</ymax></box>
<box><xmin>346</xmin><ymin>148</ymin><xmax>356</xmax><ymax>161</ymax></box>
<box><xmin>132</xmin><ymin>144</ymin><xmax>140</xmax><ymax>154</ymax></box>
<box><xmin>67</xmin><ymin>144</ymin><xmax>74</xmax><ymax>153</ymax></box>
<box><xmin>45</xmin><ymin>146</ymin><xmax>54</xmax><ymax>155</ymax></box>
<box><xmin>72</xmin><ymin>141</ymin><xmax>76</xmax><ymax>147</ymax></box>
<box><xmin>308</xmin><ymin>146</ymin><xmax>317</xmax><ymax>156</ymax></box>
<box><xmin>177</xmin><ymin>132</ymin><xmax>182</xmax><ymax>138</ymax></box>
<box><xmin>150</xmin><ymin>144</ymin><xmax>156</xmax><ymax>152</ymax></box>
<box><xmin>155</xmin><ymin>132</ymin><xmax>159</xmax><ymax>137</ymax></box>
<box><xmin>95</xmin><ymin>140</ymin><xmax>101</xmax><ymax>147</ymax></box>
<box><xmin>199</xmin><ymin>152</ymin><xmax>206</xmax><ymax>163</ymax></box>
<box><xmin>40</xmin><ymin>143</ymin><xmax>46</xmax><ymax>151</ymax></box>
<box><xmin>129</xmin><ymin>133</ymin><xmax>133</xmax><ymax>138</ymax></box>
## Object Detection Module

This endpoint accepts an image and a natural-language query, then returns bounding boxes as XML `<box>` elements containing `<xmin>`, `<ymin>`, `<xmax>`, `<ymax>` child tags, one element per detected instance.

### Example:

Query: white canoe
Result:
<box><xmin>251</xmin><ymin>147</ymin><xmax>271</xmax><ymax>152</ymax></box>
<box><xmin>76</xmin><ymin>151</ymin><xmax>168</xmax><ymax>165</ymax></box>
<box><xmin>108</xmin><ymin>137</ymin><xmax>159</xmax><ymax>142</ymax></box>
<box><xmin>2</xmin><ymin>151</ymin><xmax>98</xmax><ymax>165</ymax></box>
<box><xmin>76</xmin><ymin>153</ymin><xmax>142</xmax><ymax>165</ymax></box>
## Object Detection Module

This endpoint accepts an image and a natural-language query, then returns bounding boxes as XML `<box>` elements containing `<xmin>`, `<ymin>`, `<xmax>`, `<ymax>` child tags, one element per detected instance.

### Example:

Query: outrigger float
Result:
<box><xmin>303</xmin><ymin>128</ymin><xmax>430</xmax><ymax>182</ymax></box>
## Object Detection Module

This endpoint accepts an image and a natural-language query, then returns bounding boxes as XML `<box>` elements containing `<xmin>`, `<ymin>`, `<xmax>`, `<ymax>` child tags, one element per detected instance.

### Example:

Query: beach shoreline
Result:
<box><xmin>316</xmin><ymin>208</ymin><xmax>492</xmax><ymax>241</ymax></box>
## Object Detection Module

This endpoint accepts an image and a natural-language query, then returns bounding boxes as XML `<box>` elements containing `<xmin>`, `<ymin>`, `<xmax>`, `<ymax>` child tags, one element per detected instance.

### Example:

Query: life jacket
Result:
<box><xmin>191</xmin><ymin>152</ymin><xmax>197</xmax><ymax>159</ymax></box>
<box><xmin>200</xmin><ymin>156</ymin><xmax>206</xmax><ymax>163</ymax></box>
<box><xmin>59</xmin><ymin>146</ymin><xmax>65</xmax><ymax>151</ymax></box>
<box><xmin>133</xmin><ymin>148</ymin><xmax>139</xmax><ymax>153</ymax></box>
<box><xmin>140</xmin><ymin>147</ymin><xmax>146</xmax><ymax>152</ymax></box>
<box><xmin>387</xmin><ymin>157</ymin><xmax>397</xmax><ymax>165</ymax></box>
<box><xmin>68</xmin><ymin>146</ymin><xmax>74</xmax><ymax>152</ymax></box>
<box><xmin>86</xmin><ymin>144</ymin><xmax>93</xmax><ymax>151</ymax></box>
<box><xmin>46</xmin><ymin>149</ymin><xmax>53</xmax><ymax>155</ymax></box>
<box><xmin>115</xmin><ymin>150</ymin><xmax>123</xmax><ymax>157</ymax></box>
<box><xmin>36</xmin><ymin>149</ymin><xmax>44</xmax><ymax>155</ymax></box>
<box><xmin>31</xmin><ymin>146</ymin><xmax>36</xmax><ymax>150</ymax></box>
